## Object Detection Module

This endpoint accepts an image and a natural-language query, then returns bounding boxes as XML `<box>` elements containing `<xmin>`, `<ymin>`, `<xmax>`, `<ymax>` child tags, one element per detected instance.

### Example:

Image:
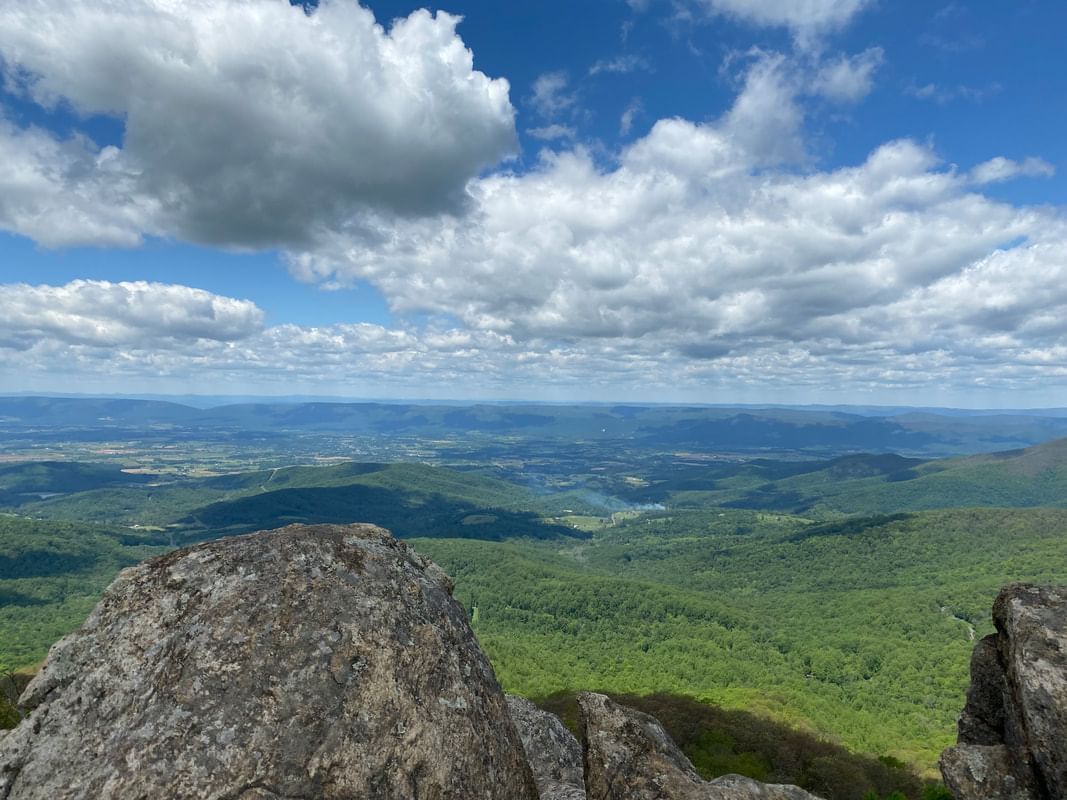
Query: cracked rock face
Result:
<box><xmin>576</xmin><ymin>693</ymin><xmax>821</xmax><ymax>800</ymax></box>
<box><xmin>506</xmin><ymin>695</ymin><xmax>586</xmax><ymax>800</ymax></box>
<box><xmin>941</xmin><ymin>584</ymin><xmax>1067</xmax><ymax>800</ymax></box>
<box><xmin>0</xmin><ymin>523</ymin><xmax>538</xmax><ymax>800</ymax></box>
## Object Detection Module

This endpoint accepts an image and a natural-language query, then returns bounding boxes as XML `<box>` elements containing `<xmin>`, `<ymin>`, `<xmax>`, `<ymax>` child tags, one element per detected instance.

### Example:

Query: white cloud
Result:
<box><xmin>276</xmin><ymin>102</ymin><xmax>1067</xmax><ymax>397</ymax></box>
<box><xmin>529</xmin><ymin>72</ymin><xmax>577</xmax><ymax>118</ymax></box>
<box><xmin>829</xmin><ymin>240</ymin><xmax>1067</xmax><ymax>368</ymax></box>
<box><xmin>0</xmin><ymin>122</ymin><xmax>160</xmax><ymax>248</ymax></box>
<box><xmin>907</xmin><ymin>82</ymin><xmax>1002</xmax><ymax>105</ymax></box>
<box><xmin>812</xmin><ymin>48</ymin><xmax>883</xmax><ymax>103</ymax></box>
<box><xmin>589</xmin><ymin>55</ymin><xmax>650</xmax><ymax>76</ymax></box>
<box><xmin>695</xmin><ymin>0</ymin><xmax>871</xmax><ymax>41</ymax></box>
<box><xmin>722</xmin><ymin>51</ymin><xmax>806</xmax><ymax>164</ymax></box>
<box><xmin>0</xmin><ymin>0</ymin><xmax>516</xmax><ymax>248</ymax></box>
<box><xmin>527</xmin><ymin>124</ymin><xmax>577</xmax><ymax>141</ymax></box>
<box><xmin>0</xmin><ymin>281</ymin><xmax>264</xmax><ymax>349</ymax></box>
<box><xmin>7</xmin><ymin>216</ymin><xmax>1067</xmax><ymax>402</ymax></box>
<box><xmin>1</xmin><ymin>4</ymin><xmax>1065</xmax><ymax>401</ymax></box>
<box><xmin>971</xmin><ymin>157</ymin><xmax>1055</xmax><ymax>185</ymax></box>
<box><xmin>286</xmin><ymin>135</ymin><xmax>1025</xmax><ymax>343</ymax></box>
<box><xmin>620</xmin><ymin>99</ymin><xmax>644</xmax><ymax>136</ymax></box>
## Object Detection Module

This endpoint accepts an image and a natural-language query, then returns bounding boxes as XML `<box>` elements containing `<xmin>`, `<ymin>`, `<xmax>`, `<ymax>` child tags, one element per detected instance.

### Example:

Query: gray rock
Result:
<box><xmin>941</xmin><ymin>583</ymin><xmax>1067</xmax><ymax>800</ymax></box>
<box><xmin>957</xmin><ymin>634</ymin><xmax>1008</xmax><ymax>746</ymax></box>
<box><xmin>576</xmin><ymin>692</ymin><xmax>821</xmax><ymax>800</ymax></box>
<box><xmin>506</xmin><ymin>695</ymin><xmax>586</xmax><ymax>799</ymax></box>
<box><xmin>940</xmin><ymin>745</ymin><xmax>1041</xmax><ymax>800</ymax></box>
<box><xmin>993</xmin><ymin>584</ymin><xmax>1067</xmax><ymax>798</ymax></box>
<box><xmin>0</xmin><ymin>523</ymin><xmax>538</xmax><ymax>800</ymax></box>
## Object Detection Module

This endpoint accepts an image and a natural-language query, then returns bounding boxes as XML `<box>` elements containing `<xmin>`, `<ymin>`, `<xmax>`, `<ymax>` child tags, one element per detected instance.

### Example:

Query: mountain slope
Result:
<box><xmin>413</xmin><ymin>505</ymin><xmax>1067</xmax><ymax>770</ymax></box>
<box><xmin>715</xmin><ymin>439</ymin><xmax>1067</xmax><ymax>514</ymax></box>
<box><xmin>15</xmin><ymin>461</ymin><xmax>586</xmax><ymax>541</ymax></box>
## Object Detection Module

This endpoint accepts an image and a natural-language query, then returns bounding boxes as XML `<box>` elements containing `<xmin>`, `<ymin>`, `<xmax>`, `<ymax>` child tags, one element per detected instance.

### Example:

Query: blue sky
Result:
<box><xmin>1</xmin><ymin>0</ymin><xmax>1066</xmax><ymax>405</ymax></box>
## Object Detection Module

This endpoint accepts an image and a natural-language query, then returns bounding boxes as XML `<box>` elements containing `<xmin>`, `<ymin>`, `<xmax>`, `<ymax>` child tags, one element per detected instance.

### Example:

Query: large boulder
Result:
<box><xmin>0</xmin><ymin>523</ymin><xmax>538</xmax><ymax>800</ymax></box>
<box><xmin>940</xmin><ymin>584</ymin><xmax>1067</xmax><ymax>800</ymax></box>
<box><xmin>577</xmin><ymin>692</ymin><xmax>821</xmax><ymax>800</ymax></box>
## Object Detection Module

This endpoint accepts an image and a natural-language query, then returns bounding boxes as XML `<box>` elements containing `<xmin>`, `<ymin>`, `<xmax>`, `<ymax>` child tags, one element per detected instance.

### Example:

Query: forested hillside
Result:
<box><xmin>2</xmin><ymin>434</ymin><xmax>1066</xmax><ymax>785</ymax></box>
<box><xmin>0</xmin><ymin>517</ymin><xmax>169</xmax><ymax>666</ymax></box>
<box><xmin>413</xmin><ymin>506</ymin><xmax>1067</xmax><ymax>769</ymax></box>
<box><xmin>5</xmin><ymin>462</ymin><xmax>588</xmax><ymax>542</ymax></box>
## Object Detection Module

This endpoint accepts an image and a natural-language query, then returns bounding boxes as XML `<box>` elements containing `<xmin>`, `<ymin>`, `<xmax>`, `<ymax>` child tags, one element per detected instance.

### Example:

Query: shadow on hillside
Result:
<box><xmin>178</xmin><ymin>485</ymin><xmax>588</xmax><ymax>544</ymax></box>
<box><xmin>535</xmin><ymin>691</ymin><xmax>942</xmax><ymax>800</ymax></box>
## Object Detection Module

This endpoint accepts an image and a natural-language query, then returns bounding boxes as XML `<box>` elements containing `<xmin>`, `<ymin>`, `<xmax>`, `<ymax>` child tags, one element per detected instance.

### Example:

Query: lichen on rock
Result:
<box><xmin>0</xmin><ymin>523</ymin><xmax>538</xmax><ymax>800</ymax></box>
<box><xmin>940</xmin><ymin>583</ymin><xmax>1067</xmax><ymax>800</ymax></box>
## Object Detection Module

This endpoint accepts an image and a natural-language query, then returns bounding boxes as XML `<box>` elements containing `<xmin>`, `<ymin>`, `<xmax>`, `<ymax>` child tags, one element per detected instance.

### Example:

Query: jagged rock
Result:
<box><xmin>507</xmin><ymin>695</ymin><xmax>586</xmax><ymax>800</ymax></box>
<box><xmin>994</xmin><ymin>584</ymin><xmax>1067</xmax><ymax>797</ymax></box>
<box><xmin>956</xmin><ymin>635</ymin><xmax>1008</xmax><ymax>746</ymax></box>
<box><xmin>941</xmin><ymin>584</ymin><xmax>1067</xmax><ymax>800</ymax></box>
<box><xmin>0</xmin><ymin>523</ymin><xmax>538</xmax><ymax>800</ymax></box>
<box><xmin>576</xmin><ymin>692</ymin><xmax>821</xmax><ymax>800</ymax></box>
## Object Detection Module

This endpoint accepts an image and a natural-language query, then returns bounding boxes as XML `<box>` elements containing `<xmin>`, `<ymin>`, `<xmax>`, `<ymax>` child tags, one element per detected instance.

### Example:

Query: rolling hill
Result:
<box><xmin>3</xmin><ymin>430</ymin><xmax>1067</xmax><ymax>781</ymax></box>
<box><xmin>709</xmin><ymin>438</ymin><xmax>1067</xmax><ymax>514</ymax></box>
<box><xmin>12</xmin><ymin>461</ymin><xmax>590</xmax><ymax>542</ymax></box>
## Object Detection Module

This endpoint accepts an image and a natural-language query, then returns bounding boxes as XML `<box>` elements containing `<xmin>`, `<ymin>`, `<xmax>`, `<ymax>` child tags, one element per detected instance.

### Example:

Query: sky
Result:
<box><xmin>1</xmin><ymin>0</ymin><xmax>1066</xmax><ymax>406</ymax></box>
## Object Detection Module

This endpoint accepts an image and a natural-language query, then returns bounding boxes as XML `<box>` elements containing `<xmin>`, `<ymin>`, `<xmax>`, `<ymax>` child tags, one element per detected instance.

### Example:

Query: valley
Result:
<box><xmin>2</xmin><ymin>396</ymin><xmax>1067</xmax><ymax>794</ymax></box>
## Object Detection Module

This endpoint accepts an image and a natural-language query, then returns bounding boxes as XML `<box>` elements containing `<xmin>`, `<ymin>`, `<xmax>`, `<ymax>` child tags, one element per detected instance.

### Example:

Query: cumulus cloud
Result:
<box><xmin>277</xmin><ymin>96</ymin><xmax>1067</xmax><ymax>397</ymax></box>
<box><xmin>1</xmin><ymin>3</ymin><xmax>1065</xmax><ymax>401</ymax></box>
<box><xmin>970</xmin><ymin>157</ymin><xmax>1055</xmax><ymax>185</ymax></box>
<box><xmin>0</xmin><ymin>286</ymin><xmax>638</xmax><ymax>397</ymax></box>
<box><xmin>812</xmin><ymin>48</ymin><xmax>883</xmax><ymax>103</ymax></box>
<box><xmin>0</xmin><ymin>122</ymin><xmax>160</xmax><ymax>248</ymax></box>
<box><xmin>0</xmin><ymin>281</ymin><xmax>264</xmax><ymax>349</ymax></box>
<box><xmin>694</xmin><ymin>0</ymin><xmax>871</xmax><ymax>40</ymax></box>
<box><xmin>721</xmin><ymin>51</ymin><xmax>806</xmax><ymax>164</ymax></box>
<box><xmin>6</xmin><ymin>216</ymin><xmax>1067</xmax><ymax>402</ymax></box>
<box><xmin>0</xmin><ymin>0</ymin><xmax>516</xmax><ymax>248</ymax></box>
<box><xmin>287</xmin><ymin>135</ymin><xmax>1030</xmax><ymax>343</ymax></box>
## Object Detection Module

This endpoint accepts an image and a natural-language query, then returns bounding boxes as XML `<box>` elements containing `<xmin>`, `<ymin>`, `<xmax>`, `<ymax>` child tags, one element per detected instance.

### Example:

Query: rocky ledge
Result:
<box><xmin>0</xmin><ymin>523</ymin><xmax>823</xmax><ymax>800</ymax></box>
<box><xmin>940</xmin><ymin>584</ymin><xmax>1067</xmax><ymax>800</ymax></box>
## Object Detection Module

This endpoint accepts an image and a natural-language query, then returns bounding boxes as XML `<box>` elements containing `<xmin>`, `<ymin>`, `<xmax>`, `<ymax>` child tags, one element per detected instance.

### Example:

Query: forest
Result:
<box><xmin>3</xmin><ymin>399</ymin><xmax>1067</xmax><ymax>798</ymax></box>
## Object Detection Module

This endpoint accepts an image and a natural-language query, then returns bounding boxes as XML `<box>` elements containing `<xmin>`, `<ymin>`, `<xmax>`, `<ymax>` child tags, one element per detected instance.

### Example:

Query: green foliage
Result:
<box><xmin>0</xmin><ymin>667</ymin><xmax>31</xmax><ymax>730</ymax></box>
<box><xmin>920</xmin><ymin>785</ymin><xmax>954</xmax><ymax>800</ymax></box>
<box><xmin>0</xmin><ymin>461</ymin><xmax>149</xmax><ymax>501</ymax></box>
<box><xmin>414</xmin><ymin>505</ymin><xmax>1067</xmax><ymax>770</ymax></box>
<box><xmin>15</xmin><ymin>461</ymin><xmax>590</xmax><ymax>538</ymax></box>
<box><xmin>707</xmin><ymin>439</ymin><xmax>1067</xmax><ymax>515</ymax></box>
<box><xmin>4</xmin><ymin>447</ymin><xmax>1067</xmax><ymax>783</ymax></box>
<box><xmin>0</xmin><ymin>694</ymin><xmax>19</xmax><ymax>729</ymax></box>
<box><xmin>0</xmin><ymin>517</ymin><xmax>169</xmax><ymax>668</ymax></box>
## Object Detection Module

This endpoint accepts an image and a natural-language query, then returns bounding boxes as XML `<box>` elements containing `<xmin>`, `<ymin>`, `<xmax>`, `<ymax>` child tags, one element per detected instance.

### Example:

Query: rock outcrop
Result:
<box><xmin>507</xmin><ymin>695</ymin><xmax>586</xmax><ymax>800</ymax></box>
<box><xmin>940</xmin><ymin>584</ymin><xmax>1067</xmax><ymax>800</ymax></box>
<box><xmin>577</xmin><ymin>692</ymin><xmax>821</xmax><ymax>800</ymax></box>
<box><xmin>0</xmin><ymin>523</ymin><xmax>538</xmax><ymax>800</ymax></box>
<box><xmin>0</xmin><ymin>521</ymin><xmax>827</xmax><ymax>800</ymax></box>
